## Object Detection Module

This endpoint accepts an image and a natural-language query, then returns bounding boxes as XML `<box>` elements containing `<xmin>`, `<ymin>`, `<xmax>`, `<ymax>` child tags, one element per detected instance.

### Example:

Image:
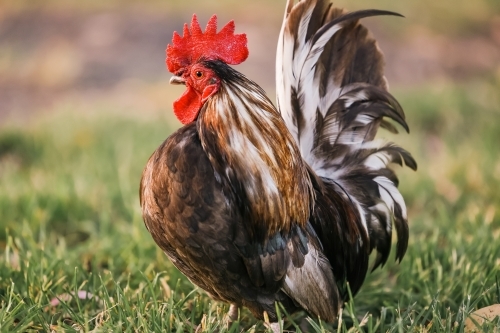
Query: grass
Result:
<box><xmin>1</xmin><ymin>75</ymin><xmax>500</xmax><ymax>332</ymax></box>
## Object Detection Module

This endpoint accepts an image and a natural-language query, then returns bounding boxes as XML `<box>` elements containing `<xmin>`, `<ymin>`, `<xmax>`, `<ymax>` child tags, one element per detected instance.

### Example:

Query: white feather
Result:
<box><xmin>344</xmin><ymin>91</ymin><xmax>367</xmax><ymax>108</ymax></box>
<box><xmin>369</xmin><ymin>202</ymin><xmax>392</xmax><ymax>233</ymax></box>
<box><xmin>364</xmin><ymin>151</ymin><xmax>392</xmax><ymax>170</ymax></box>
<box><xmin>374</xmin><ymin>176</ymin><xmax>407</xmax><ymax>219</ymax></box>
<box><xmin>276</xmin><ymin>27</ymin><xmax>298</xmax><ymax>142</ymax></box>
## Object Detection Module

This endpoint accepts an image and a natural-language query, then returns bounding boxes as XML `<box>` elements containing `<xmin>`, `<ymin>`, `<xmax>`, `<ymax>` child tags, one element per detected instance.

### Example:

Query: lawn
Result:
<box><xmin>1</xmin><ymin>75</ymin><xmax>499</xmax><ymax>332</ymax></box>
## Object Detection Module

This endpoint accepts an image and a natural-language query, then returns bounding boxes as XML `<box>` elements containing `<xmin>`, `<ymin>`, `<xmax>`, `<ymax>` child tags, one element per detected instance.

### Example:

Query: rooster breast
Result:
<box><xmin>139</xmin><ymin>123</ymin><xmax>299</xmax><ymax>320</ymax></box>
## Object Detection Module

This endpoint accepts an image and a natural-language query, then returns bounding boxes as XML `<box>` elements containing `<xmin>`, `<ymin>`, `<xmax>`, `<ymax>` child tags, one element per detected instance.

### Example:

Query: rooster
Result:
<box><xmin>140</xmin><ymin>0</ymin><xmax>416</xmax><ymax>330</ymax></box>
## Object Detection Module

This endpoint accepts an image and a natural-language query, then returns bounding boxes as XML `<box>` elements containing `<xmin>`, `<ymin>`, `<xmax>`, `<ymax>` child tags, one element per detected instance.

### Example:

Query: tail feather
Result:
<box><xmin>276</xmin><ymin>0</ymin><xmax>416</xmax><ymax>272</ymax></box>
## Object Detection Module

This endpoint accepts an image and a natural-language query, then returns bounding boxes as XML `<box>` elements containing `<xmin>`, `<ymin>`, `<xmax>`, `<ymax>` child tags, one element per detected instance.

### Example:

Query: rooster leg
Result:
<box><xmin>265</xmin><ymin>321</ymin><xmax>281</xmax><ymax>333</ymax></box>
<box><xmin>227</xmin><ymin>304</ymin><xmax>239</xmax><ymax>322</ymax></box>
<box><xmin>194</xmin><ymin>305</ymin><xmax>239</xmax><ymax>333</ymax></box>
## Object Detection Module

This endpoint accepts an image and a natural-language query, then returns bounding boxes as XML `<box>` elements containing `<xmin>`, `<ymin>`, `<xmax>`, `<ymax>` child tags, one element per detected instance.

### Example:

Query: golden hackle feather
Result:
<box><xmin>197</xmin><ymin>61</ymin><xmax>315</xmax><ymax>240</ymax></box>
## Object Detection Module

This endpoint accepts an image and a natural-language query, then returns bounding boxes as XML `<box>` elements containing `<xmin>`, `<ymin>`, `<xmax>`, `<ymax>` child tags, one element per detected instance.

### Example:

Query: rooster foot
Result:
<box><xmin>226</xmin><ymin>303</ymin><xmax>239</xmax><ymax>323</ymax></box>
<box><xmin>194</xmin><ymin>304</ymin><xmax>239</xmax><ymax>333</ymax></box>
<box><xmin>265</xmin><ymin>322</ymin><xmax>282</xmax><ymax>333</ymax></box>
<box><xmin>222</xmin><ymin>304</ymin><xmax>239</xmax><ymax>329</ymax></box>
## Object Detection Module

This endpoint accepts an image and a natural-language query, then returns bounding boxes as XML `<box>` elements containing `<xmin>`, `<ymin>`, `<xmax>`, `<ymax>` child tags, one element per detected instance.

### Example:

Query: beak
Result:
<box><xmin>170</xmin><ymin>76</ymin><xmax>186</xmax><ymax>85</ymax></box>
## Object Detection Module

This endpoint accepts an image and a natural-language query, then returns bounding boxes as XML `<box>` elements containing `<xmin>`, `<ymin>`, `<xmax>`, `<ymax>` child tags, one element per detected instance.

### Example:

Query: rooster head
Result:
<box><xmin>166</xmin><ymin>15</ymin><xmax>249</xmax><ymax>124</ymax></box>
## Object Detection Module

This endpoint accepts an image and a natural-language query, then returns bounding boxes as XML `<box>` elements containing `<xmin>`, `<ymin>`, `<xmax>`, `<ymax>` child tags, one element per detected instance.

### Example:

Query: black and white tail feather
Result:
<box><xmin>276</xmin><ymin>0</ymin><xmax>417</xmax><ymax>270</ymax></box>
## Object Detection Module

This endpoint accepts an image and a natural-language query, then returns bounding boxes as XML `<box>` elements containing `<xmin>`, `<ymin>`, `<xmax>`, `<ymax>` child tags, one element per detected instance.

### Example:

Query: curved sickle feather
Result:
<box><xmin>276</xmin><ymin>0</ymin><xmax>415</xmax><ymax>276</ymax></box>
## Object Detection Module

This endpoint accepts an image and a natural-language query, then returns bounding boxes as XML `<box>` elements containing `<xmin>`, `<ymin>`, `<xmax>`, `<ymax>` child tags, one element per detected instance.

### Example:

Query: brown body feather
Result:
<box><xmin>141</xmin><ymin>124</ymin><xmax>300</xmax><ymax>320</ymax></box>
<box><xmin>140</xmin><ymin>123</ymin><xmax>360</xmax><ymax>321</ymax></box>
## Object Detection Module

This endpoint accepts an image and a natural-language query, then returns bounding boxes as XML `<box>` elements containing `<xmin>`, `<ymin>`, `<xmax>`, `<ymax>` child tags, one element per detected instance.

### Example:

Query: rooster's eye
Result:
<box><xmin>195</xmin><ymin>71</ymin><xmax>203</xmax><ymax>78</ymax></box>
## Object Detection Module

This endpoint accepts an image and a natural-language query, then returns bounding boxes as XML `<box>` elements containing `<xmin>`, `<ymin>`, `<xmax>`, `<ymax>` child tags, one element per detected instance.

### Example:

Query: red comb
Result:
<box><xmin>166</xmin><ymin>15</ymin><xmax>249</xmax><ymax>73</ymax></box>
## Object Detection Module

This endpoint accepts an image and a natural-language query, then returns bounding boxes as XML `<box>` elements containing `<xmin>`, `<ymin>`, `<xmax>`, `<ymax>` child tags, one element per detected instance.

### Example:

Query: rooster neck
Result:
<box><xmin>196</xmin><ymin>63</ymin><xmax>314</xmax><ymax>240</ymax></box>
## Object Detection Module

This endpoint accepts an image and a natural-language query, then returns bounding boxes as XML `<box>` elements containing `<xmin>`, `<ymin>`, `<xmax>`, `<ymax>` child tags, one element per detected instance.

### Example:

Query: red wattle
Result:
<box><xmin>173</xmin><ymin>84</ymin><xmax>219</xmax><ymax>125</ymax></box>
<box><xmin>173</xmin><ymin>86</ymin><xmax>202</xmax><ymax>125</ymax></box>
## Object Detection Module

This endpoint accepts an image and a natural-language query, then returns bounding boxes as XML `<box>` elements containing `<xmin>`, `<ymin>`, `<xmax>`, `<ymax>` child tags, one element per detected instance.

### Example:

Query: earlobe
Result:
<box><xmin>201</xmin><ymin>84</ymin><xmax>219</xmax><ymax>103</ymax></box>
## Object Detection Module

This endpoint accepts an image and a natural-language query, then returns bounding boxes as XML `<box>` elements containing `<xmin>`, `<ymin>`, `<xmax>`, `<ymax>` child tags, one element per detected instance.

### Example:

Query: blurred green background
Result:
<box><xmin>1</xmin><ymin>0</ymin><xmax>500</xmax><ymax>332</ymax></box>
